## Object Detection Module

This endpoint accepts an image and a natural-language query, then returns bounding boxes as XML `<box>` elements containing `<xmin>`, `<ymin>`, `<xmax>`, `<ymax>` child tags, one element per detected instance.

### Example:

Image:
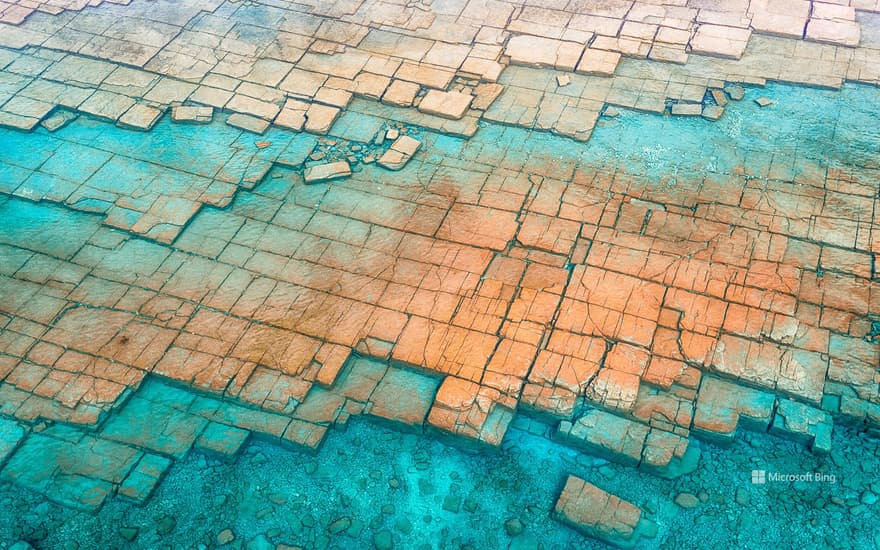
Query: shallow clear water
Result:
<box><xmin>1</xmin><ymin>81</ymin><xmax>879</xmax><ymax>549</ymax></box>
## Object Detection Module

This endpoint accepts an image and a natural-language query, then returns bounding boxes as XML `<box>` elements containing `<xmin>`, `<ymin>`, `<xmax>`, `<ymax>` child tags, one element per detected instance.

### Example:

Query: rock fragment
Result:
<box><xmin>304</xmin><ymin>161</ymin><xmax>351</xmax><ymax>183</ymax></box>
<box><xmin>701</xmin><ymin>105</ymin><xmax>724</xmax><ymax>120</ymax></box>
<box><xmin>755</xmin><ymin>97</ymin><xmax>774</xmax><ymax>107</ymax></box>
<box><xmin>378</xmin><ymin>135</ymin><xmax>421</xmax><ymax>170</ymax></box>
<box><xmin>725</xmin><ymin>84</ymin><xmax>746</xmax><ymax>100</ymax></box>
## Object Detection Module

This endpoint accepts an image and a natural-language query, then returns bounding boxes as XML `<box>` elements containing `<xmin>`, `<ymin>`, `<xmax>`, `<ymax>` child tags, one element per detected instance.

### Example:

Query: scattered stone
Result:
<box><xmin>304</xmin><ymin>161</ymin><xmax>351</xmax><ymax>183</ymax></box>
<box><xmin>674</xmin><ymin>493</ymin><xmax>700</xmax><ymax>509</ymax></box>
<box><xmin>171</xmin><ymin>105</ymin><xmax>213</xmax><ymax>124</ymax></box>
<box><xmin>329</xmin><ymin>517</ymin><xmax>352</xmax><ymax>534</ymax></box>
<box><xmin>556</xmin><ymin>74</ymin><xmax>571</xmax><ymax>87</ymax></box>
<box><xmin>442</xmin><ymin>494</ymin><xmax>462</xmax><ymax>513</ymax></box>
<box><xmin>373</xmin><ymin>530</ymin><xmax>393</xmax><ymax>550</ymax></box>
<box><xmin>119</xmin><ymin>527</ymin><xmax>139</xmax><ymax>542</ymax></box>
<box><xmin>226</xmin><ymin>113</ymin><xmax>270</xmax><ymax>135</ymax></box>
<box><xmin>701</xmin><ymin>105</ymin><xmax>724</xmax><ymax>120</ymax></box>
<box><xmin>255</xmin><ymin>141</ymin><xmax>271</xmax><ymax>149</ymax></box>
<box><xmin>504</xmin><ymin>518</ymin><xmax>524</xmax><ymax>536</ymax></box>
<box><xmin>386</xmin><ymin>128</ymin><xmax>399</xmax><ymax>140</ymax></box>
<box><xmin>156</xmin><ymin>515</ymin><xmax>176</xmax><ymax>535</ymax></box>
<box><xmin>735</xmin><ymin>488</ymin><xmax>750</xmax><ymax>506</ymax></box>
<box><xmin>378</xmin><ymin>135</ymin><xmax>421</xmax><ymax>170</ymax></box>
<box><xmin>245</xmin><ymin>534</ymin><xmax>273</xmax><ymax>550</ymax></box>
<box><xmin>755</xmin><ymin>97</ymin><xmax>774</xmax><ymax>107</ymax></box>
<box><xmin>217</xmin><ymin>528</ymin><xmax>235</xmax><ymax>545</ymax></box>
<box><xmin>725</xmin><ymin>84</ymin><xmax>746</xmax><ymax>100</ymax></box>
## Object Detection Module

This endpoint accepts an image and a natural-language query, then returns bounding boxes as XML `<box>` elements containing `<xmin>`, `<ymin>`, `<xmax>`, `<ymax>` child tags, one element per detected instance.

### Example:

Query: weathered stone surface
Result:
<box><xmin>303</xmin><ymin>161</ymin><xmax>351</xmax><ymax>183</ymax></box>
<box><xmin>553</xmin><ymin>476</ymin><xmax>653</xmax><ymax>549</ymax></box>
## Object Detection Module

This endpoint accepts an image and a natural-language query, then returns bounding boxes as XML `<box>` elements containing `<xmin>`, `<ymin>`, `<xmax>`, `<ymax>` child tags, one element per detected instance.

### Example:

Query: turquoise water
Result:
<box><xmin>1</xmin><ymin>81</ymin><xmax>880</xmax><ymax>548</ymax></box>
<box><xmin>2</xmin><ymin>394</ymin><xmax>879</xmax><ymax>549</ymax></box>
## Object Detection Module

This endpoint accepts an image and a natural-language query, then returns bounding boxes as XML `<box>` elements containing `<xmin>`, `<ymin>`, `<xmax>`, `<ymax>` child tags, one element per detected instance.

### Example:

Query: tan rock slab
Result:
<box><xmin>377</xmin><ymin>135</ymin><xmax>421</xmax><ymax>170</ymax></box>
<box><xmin>806</xmin><ymin>19</ymin><xmax>860</xmax><ymax>47</ymax></box>
<box><xmin>275</xmin><ymin>98</ymin><xmax>309</xmax><ymax>131</ymax></box>
<box><xmin>575</xmin><ymin>48</ymin><xmax>621</xmax><ymax>76</ymax></box>
<box><xmin>304</xmin><ymin>161</ymin><xmax>351</xmax><ymax>183</ymax></box>
<box><xmin>118</xmin><ymin>103</ymin><xmax>163</xmax><ymax>130</ymax></box>
<box><xmin>553</xmin><ymin>476</ymin><xmax>653</xmax><ymax>548</ymax></box>
<box><xmin>671</xmin><ymin>103</ymin><xmax>703</xmax><ymax>116</ymax></box>
<box><xmin>171</xmin><ymin>105</ymin><xmax>213</xmax><ymax>124</ymax></box>
<box><xmin>382</xmin><ymin>79</ymin><xmax>420</xmax><ymax>107</ymax></box>
<box><xmin>78</xmin><ymin>90</ymin><xmax>136</xmax><ymax>122</ymax></box>
<box><xmin>505</xmin><ymin>35</ymin><xmax>584</xmax><ymax>71</ymax></box>
<box><xmin>226</xmin><ymin>113</ymin><xmax>270</xmax><ymax>135</ymax></box>
<box><xmin>690</xmin><ymin>24</ymin><xmax>752</xmax><ymax>59</ymax></box>
<box><xmin>304</xmin><ymin>103</ymin><xmax>340</xmax><ymax>134</ymax></box>
<box><xmin>417</xmin><ymin>90</ymin><xmax>473</xmax><ymax>120</ymax></box>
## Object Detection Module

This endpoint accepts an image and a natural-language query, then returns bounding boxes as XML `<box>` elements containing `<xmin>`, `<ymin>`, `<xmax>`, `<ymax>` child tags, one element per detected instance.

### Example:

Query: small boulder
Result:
<box><xmin>674</xmin><ymin>492</ymin><xmax>700</xmax><ymax>509</ymax></box>
<box><xmin>217</xmin><ymin>528</ymin><xmax>235</xmax><ymax>545</ymax></box>
<box><xmin>504</xmin><ymin>518</ymin><xmax>524</xmax><ymax>536</ymax></box>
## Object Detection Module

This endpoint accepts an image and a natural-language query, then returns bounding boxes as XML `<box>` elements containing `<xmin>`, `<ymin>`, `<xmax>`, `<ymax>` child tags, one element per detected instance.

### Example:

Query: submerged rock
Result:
<box><xmin>553</xmin><ymin>476</ymin><xmax>654</xmax><ymax>549</ymax></box>
<box><xmin>702</xmin><ymin>105</ymin><xmax>724</xmax><ymax>120</ymax></box>
<box><xmin>755</xmin><ymin>97</ymin><xmax>774</xmax><ymax>107</ymax></box>
<box><xmin>674</xmin><ymin>492</ymin><xmax>700</xmax><ymax>509</ymax></box>
<box><xmin>725</xmin><ymin>84</ymin><xmax>745</xmax><ymax>100</ymax></box>
<box><xmin>304</xmin><ymin>161</ymin><xmax>351</xmax><ymax>183</ymax></box>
